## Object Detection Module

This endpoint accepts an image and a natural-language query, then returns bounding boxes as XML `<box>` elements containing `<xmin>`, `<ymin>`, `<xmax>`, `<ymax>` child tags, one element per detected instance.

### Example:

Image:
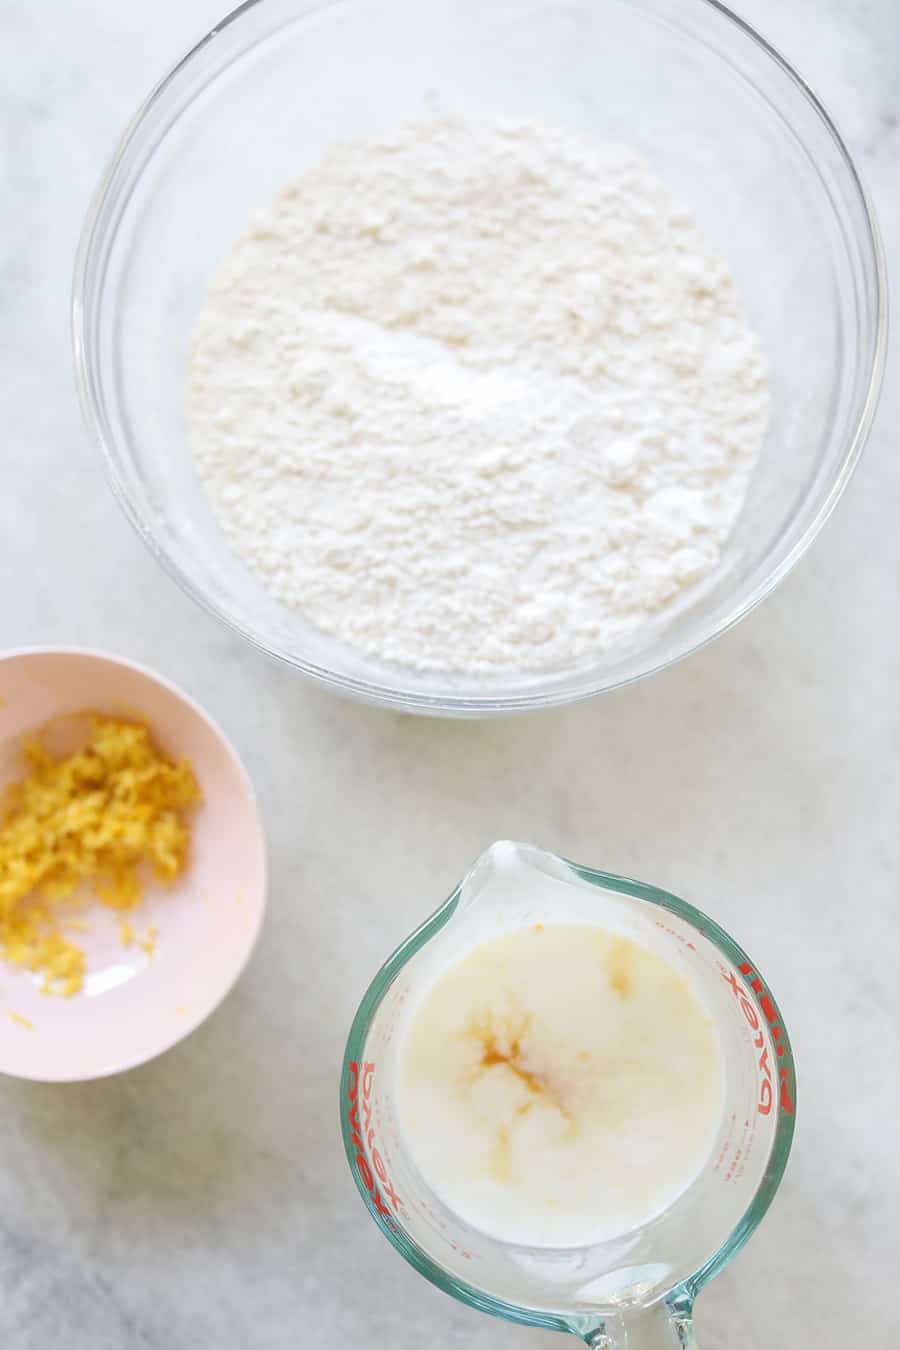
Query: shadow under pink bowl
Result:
<box><xmin>0</xmin><ymin>647</ymin><xmax>267</xmax><ymax>1082</ymax></box>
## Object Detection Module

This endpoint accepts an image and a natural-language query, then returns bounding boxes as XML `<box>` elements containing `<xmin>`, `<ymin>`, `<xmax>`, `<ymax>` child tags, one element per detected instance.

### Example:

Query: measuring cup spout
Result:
<box><xmin>455</xmin><ymin>839</ymin><xmax>523</xmax><ymax>914</ymax></box>
<box><xmin>580</xmin><ymin>1294</ymin><xmax>696</xmax><ymax>1349</ymax></box>
<box><xmin>454</xmin><ymin>839</ymin><xmax>574</xmax><ymax>918</ymax></box>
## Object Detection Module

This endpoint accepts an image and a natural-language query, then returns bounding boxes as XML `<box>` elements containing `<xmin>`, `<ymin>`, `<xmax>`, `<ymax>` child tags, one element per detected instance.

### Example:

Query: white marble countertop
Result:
<box><xmin>2</xmin><ymin>0</ymin><xmax>898</xmax><ymax>1345</ymax></box>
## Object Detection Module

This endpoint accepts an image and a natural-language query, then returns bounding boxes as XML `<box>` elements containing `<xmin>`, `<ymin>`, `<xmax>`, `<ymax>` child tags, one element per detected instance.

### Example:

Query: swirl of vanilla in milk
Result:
<box><xmin>396</xmin><ymin>923</ymin><xmax>724</xmax><ymax>1247</ymax></box>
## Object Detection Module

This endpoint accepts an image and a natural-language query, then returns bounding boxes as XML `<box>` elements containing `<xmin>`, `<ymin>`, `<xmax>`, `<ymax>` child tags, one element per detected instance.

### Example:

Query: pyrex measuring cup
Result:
<box><xmin>341</xmin><ymin>842</ymin><xmax>795</xmax><ymax>1347</ymax></box>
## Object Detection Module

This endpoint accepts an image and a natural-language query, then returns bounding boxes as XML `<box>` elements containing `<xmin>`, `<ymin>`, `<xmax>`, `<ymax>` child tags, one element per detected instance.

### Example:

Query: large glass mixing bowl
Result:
<box><xmin>73</xmin><ymin>0</ymin><xmax>886</xmax><ymax>716</ymax></box>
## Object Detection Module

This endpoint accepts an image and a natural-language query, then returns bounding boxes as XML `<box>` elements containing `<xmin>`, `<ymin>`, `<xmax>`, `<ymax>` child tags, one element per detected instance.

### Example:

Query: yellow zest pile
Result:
<box><xmin>0</xmin><ymin>716</ymin><xmax>200</xmax><ymax>996</ymax></box>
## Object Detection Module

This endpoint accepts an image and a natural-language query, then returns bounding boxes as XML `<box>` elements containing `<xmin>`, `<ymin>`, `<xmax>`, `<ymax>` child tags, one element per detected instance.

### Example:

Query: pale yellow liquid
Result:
<box><xmin>397</xmin><ymin>923</ymin><xmax>723</xmax><ymax>1246</ymax></box>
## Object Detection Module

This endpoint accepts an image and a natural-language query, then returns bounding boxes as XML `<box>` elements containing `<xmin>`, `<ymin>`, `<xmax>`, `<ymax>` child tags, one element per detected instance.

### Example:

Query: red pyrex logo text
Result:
<box><xmin>347</xmin><ymin>1061</ymin><xmax>403</xmax><ymax>1227</ymax></box>
<box><xmin>721</xmin><ymin>963</ymin><xmax>794</xmax><ymax>1117</ymax></box>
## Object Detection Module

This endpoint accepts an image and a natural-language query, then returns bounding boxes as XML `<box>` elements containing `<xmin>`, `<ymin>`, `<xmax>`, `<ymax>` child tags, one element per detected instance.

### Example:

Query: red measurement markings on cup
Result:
<box><xmin>713</xmin><ymin>1113</ymin><xmax>756</xmax><ymax>1184</ymax></box>
<box><xmin>720</xmin><ymin>962</ymin><xmax>795</xmax><ymax>1117</ymax></box>
<box><xmin>347</xmin><ymin>1061</ymin><xmax>404</xmax><ymax>1228</ymax></box>
<box><xmin>654</xmin><ymin>919</ymin><xmax>697</xmax><ymax>951</ymax></box>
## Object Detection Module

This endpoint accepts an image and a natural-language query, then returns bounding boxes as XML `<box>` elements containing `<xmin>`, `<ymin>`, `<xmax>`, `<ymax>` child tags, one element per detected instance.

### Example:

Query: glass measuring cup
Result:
<box><xmin>341</xmin><ymin>841</ymin><xmax>795</xmax><ymax>1347</ymax></box>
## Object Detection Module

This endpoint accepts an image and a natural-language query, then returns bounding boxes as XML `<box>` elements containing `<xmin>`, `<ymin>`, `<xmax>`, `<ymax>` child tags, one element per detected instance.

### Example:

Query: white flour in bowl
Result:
<box><xmin>189</xmin><ymin>118</ymin><xmax>768</xmax><ymax>674</ymax></box>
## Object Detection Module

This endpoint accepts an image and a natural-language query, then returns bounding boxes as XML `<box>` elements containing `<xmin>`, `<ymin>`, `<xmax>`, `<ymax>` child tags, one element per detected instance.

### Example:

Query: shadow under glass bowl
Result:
<box><xmin>73</xmin><ymin>0</ymin><xmax>886</xmax><ymax>717</ymax></box>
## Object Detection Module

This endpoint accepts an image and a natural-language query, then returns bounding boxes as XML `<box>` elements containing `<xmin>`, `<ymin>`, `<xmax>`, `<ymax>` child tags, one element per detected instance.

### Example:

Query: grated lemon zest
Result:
<box><xmin>139</xmin><ymin>924</ymin><xmax>158</xmax><ymax>958</ymax></box>
<box><xmin>0</xmin><ymin>716</ymin><xmax>199</xmax><ymax>996</ymax></box>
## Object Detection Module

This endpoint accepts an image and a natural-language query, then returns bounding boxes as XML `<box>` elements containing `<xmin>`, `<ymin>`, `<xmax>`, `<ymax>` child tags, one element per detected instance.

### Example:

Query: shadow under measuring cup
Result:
<box><xmin>340</xmin><ymin>841</ymin><xmax>795</xmax><ymax>1348</ymax></box>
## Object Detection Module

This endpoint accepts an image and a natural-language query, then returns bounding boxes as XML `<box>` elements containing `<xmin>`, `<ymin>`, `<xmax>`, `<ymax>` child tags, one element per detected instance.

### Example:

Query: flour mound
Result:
<box><xmin>189</xmin><ymin>118</ymin><xmax>768</xmax><ymax>674</ymax></box>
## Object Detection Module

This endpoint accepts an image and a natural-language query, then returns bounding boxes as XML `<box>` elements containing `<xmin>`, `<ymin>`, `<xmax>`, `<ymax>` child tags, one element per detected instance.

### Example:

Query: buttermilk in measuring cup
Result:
<box><xmin>396</xmin><ymin>921</ymin><xmax>724</xmax><ymax>1247</ymax></box>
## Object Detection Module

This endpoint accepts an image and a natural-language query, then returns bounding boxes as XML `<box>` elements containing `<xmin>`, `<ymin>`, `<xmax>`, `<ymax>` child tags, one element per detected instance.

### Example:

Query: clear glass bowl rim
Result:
<box><xmin>72</xmin><ymin>0</ymin><xmax>888</xmax><ymax>715</ymax></box>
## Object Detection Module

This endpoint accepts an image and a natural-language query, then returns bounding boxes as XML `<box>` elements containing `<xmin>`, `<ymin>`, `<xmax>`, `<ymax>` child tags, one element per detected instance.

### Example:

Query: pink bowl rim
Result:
<box><xmin>0</xmin><ymin>643</ymin><xmax>268</xmax><ymax>1082</ymax></box>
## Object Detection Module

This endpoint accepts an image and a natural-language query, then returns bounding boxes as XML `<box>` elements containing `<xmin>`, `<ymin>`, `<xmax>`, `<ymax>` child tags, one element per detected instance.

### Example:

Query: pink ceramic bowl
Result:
<box><xmin>0</xmin><ymin>647</ymin><xmax>267</xmax><ymax>1081</ymax></box>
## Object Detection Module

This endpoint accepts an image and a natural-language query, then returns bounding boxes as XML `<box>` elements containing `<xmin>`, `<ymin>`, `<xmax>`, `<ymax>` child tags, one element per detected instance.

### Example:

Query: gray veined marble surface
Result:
<box><xmin>2</xmin><ymin>0</ymin><xmax>899</xmax><ymax>1345</ymax></box>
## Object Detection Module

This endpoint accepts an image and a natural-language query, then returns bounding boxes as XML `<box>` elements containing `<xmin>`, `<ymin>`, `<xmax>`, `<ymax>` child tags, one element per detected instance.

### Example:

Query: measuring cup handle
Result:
<box><xmin>583</xmin><ymin>1295</ymin><xmax>696</xmax><ymax>1349</ymax></box>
